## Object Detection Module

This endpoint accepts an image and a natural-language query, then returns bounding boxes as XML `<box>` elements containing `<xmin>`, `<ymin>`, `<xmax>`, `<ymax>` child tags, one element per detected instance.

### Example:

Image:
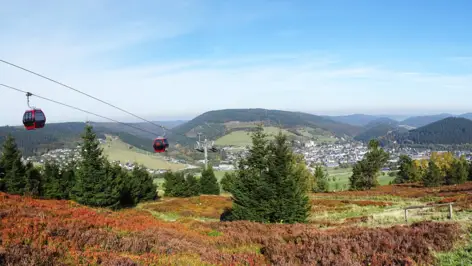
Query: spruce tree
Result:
<box><xmin>230</xmin><ymin>125</ymin><xmax>272</xmax><ymax>222</ymax></box>
<box><xmin>129</xmin><ymin>164</ymin><xmax>158</xmax><ymax>204</ymax></box>
<box><xmin>72</xmin><ymin>125</ymin><xmax>108</xmax><ymax>207</ymax></box>
<box><xmin>199</xmin><ymin>166</ymin><xmax>220</xmax><ymax>195</ymax></box>
<box><xmin>42</xmin><ymin>161</ymin><xmax>63</xmax><ymax>199</ymax></box>
<box><xmin>230</xmin><ymin>126</ymin><xmax>310</xmax><ymax>224</ymax></box>
<box><xmin>185</xmin><ymin>174</ymin><xmax>200</xmax><ymax>197</ymax></box>
<box><xmin>313</xmin><ymin>165</ymin><xmax>328</xmax><ymax>192</ymax></box>
<box><xmin>0</xmin><ymin>160</ymin><xmax>5</xmax><ymax>191</ymax></box>
<box><xmin>163</xmin><ymin>171</ymin><xmax>188</xmax><ymax>197</ymax></box>
<box><xmin>24</xmin><ymin>162</ymin><xmax>42</xmax><ymax>197</ymax></box>
<box><xmin>220</xmin><ymin>172</ymin><xmax>237</xmax><ymax>193</ymax></box>
<box><xmin>1</xmin><ymin>135</ymin><xmax>26</xmax><ymax>194</ymax></box>
<box><xmin>265</xmin><ymin>132</ymin><xmax>310</xmax><ymax>223</ymax></box>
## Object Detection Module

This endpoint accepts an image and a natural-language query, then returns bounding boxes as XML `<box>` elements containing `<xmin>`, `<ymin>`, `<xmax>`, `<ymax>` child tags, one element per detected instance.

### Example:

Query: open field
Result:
<box><xmin>101</xmin><ymin>135</ymin><xmax>186</xmax><ymax>171</ymax></box>
<box><xmin>327</xmin><ymin>167</ymin><xmax>396</xmax><ymax>191</ymax></box>
<box><xmin>215</xmin><ymin>126</ymin><xmax>335</xmax><ymax>147</ymax></box>
<box><xmin>2</xmin><ymin>182</ymin><xmax>471</xmax><ymax>265</ymax></box>
<box><xmin>215</xmin><ymin>127</ymin><xmax>296</xmax><ymax>146</ymax></box>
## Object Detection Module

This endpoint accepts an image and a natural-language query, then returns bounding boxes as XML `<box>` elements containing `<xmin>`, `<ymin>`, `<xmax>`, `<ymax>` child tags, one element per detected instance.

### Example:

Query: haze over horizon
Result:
<box><xmin>1</xmin><ymin>0</ymin><xmax>472</xmax><ymax>126</ymax></box>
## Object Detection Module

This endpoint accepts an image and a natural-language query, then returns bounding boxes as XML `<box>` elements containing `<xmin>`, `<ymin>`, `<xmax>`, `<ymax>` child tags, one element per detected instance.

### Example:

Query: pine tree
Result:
<box><xmin>185</xmin><ymin>174</ymin><xmax>200</xmax><ymax>197</ymax></box>
<box><xmin>265</xmin><ymin>132</ymin><xmax>310</xmax><ymax>223</ymax></box>
<box><xmin>229</xmin><ymin>125</ymin><xmax>272</xmax><ymax>222</ymax></box>
<box><xmin>349</xmin><ymin>140</ymin><xmax>389</xmax><ymax>190</ymax></box>
<box><xmin>229</xmin><ymin>127</ymin><xmax>310</xmax><ymax>224</ymax></box>
<box><xmin>60</xmin><ymin>163</ymin><xmax>76</xmax><ymax>199</ymax></box>
<box><xmin>1</xmin><ymin>135</ymin><xmax>26</xmax><ymax>194</ymax></box>
<box><xmin>0</xmin><ymin>160</ymin><xmax>5</xmax><ymax>191</ymax></box>
<box><xmin>423</xmin><ymin>160</ymin><xmax>443</xmax><ymax>187</ymax></box>
<box><xmin>129</xmin><ymin>164</ymin><xmax>158</xmax><ymax>204</ymax></box>
<box><xmin>313</xmin><ymin>165</ymin><xmax>328</xmax><ymax>192</ymax></box>
<box><xmin>72</xmin><ymin>125</ymin><xmax>109</xmax><ymax>207</ymax></box>
<box><xmin>24</xmin><ymin>162</ymin><xmax>42</xmax><ymax>197</ymax></box>
<box><xmin>42</xmin><ymin>161</ymin><xmax>63</xmax><ymax>199</ymax></box>
<box><xmin>220</xmin><ymin>172</ymin><xmax>237</xmax><ymax>193</ymax></box>
<box><xmin>199</xmin><ymin>166</ymin><xmax>220</xmax><ymax>195</ymax></box>
<box><xmin>163</xmin><ymin>171</ymin><xmax>188</xmax><ymax>197</ymax></box>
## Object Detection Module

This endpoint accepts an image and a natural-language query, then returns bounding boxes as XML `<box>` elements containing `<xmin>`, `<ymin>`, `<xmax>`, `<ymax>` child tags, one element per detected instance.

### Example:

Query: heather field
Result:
<box><xmin>1</xmin><ymin>183</ymin><xmax>472</xmax><ymax>265</ymax></box>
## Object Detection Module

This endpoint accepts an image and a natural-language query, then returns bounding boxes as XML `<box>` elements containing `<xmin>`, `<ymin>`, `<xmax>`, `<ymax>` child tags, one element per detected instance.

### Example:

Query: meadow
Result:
<box><xmin>101</xmin><ymin>135</ymin><xmax>186</xmax><ymax>171</ymax></box>
<box><xmin>2</xmin><ymin>182</ymin><xmax>471</xmax><ymax>265</ymax></box>
<box><xmin>214</xmin><ymin>126</ymin><xmax>336</xmax><ymax>147</ymax></box>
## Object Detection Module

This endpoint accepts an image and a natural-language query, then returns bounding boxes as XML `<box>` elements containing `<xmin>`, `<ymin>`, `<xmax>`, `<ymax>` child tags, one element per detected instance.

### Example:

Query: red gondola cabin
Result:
<box><xmin>23</xmin><ymin>109</ymin><xmax>46</xmax><ymax>130</ymax></box>
<box><xmin>153</xmin><ymin>137</ymin><xmax>169</xmax><ymax>153</ymax></box>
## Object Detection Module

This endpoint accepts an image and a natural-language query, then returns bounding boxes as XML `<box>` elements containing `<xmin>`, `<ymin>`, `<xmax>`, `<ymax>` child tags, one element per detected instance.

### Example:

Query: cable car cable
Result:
<box><xmin>0</xmin><ymin>59</ymin><xmax>171</xmax><ymax>134</ymax></box>
<box><xmin>0</xmin><ymin>83</ymin><xmax>161</xmax><ymax>137</ymax></box>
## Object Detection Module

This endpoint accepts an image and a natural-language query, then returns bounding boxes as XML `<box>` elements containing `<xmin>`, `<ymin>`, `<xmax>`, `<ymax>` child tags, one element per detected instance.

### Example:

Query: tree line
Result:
<box><xmin>160</xmin><ymin>166</ymin><xmax>220</xmax><ymax>197</ymax></box>
<box><xmin>394</xmin><ymin>151</ymin><xmax>472</xmax><ymax>187</ymax></box>
<box><xmin>0</xmin><ymin>125</ymin><xmax>157</xmax><ymax>209</ymax></box>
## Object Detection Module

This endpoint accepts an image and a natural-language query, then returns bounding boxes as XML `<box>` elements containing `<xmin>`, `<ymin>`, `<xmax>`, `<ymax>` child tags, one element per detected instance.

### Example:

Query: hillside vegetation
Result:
<box><xmin>171</xmin><ymin>108</ymin><xmax>363</xmax><ymax>141</ymax></box>
<box><xmin>398</xmin><ymin>117</ymin><xmax>472</xmax><ymax>145</ymax></box>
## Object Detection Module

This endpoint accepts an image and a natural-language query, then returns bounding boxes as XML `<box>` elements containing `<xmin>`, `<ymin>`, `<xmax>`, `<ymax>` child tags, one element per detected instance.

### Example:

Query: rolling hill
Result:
<box><xmin>397</xmin><ymin>117</ymin><xmax>472</xmax><ymax>145</ymax></box>
<box><xmin>0</xmin><ymin>120</ymin><xmax>189</xmax><ymax>157</ymax></box>
<box><xmin>400</xmin><ymin>113</ymin><xmax>453</xmax><ymax>128</ymax></box>
<box><xmin>364</xmin><ymin>117</ymin><xmax>399</xmax><ymax>129</ymax></box>
<box><xmin>171</xmin><ymin>109</ymin><xmax>364</xmax><ymax>142</ymax></box>
<box><xmin>323</xmin><ymin>114</ymin><xmax>382</xmax><ymax>127</ymax></box>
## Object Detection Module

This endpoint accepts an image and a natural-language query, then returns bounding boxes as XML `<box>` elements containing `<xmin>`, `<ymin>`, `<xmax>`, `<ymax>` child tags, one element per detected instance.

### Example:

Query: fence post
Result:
<box><xmin>404</xmin><ymin>209</ymin><xmax>408</xmax><ymax>223</ymax></box>
<box><xmin>448</xmin><ymin>203</ymin><xmax>453</xmax><ymax>219</ymax></box>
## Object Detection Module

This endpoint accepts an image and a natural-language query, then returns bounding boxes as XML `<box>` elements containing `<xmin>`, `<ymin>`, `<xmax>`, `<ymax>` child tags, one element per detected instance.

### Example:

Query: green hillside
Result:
<box><xmin>397</xmin><ymin>117</ymin><xmax>472</xmax><ymax>145</ymax></box>
<box><xmin>171</xmin><ymin>108</ymin><xmax>363</xmax><ymax>141</ymax></box>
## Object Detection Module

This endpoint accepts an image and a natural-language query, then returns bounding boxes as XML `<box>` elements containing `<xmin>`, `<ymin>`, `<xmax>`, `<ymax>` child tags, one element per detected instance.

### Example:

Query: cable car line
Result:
<box><xmin>0</xmin><ymin>83</ymin><xmax>161</xmax><ymax>138</ymax></box>
<box><xmin>0</xmin><ymin>59</ymin><xmax>170</xmax><ymax>134</ymax></box>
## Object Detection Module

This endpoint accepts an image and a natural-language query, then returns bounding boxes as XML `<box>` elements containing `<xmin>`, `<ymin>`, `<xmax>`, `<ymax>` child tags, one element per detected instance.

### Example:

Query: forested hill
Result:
<box><xmin>171</xmin><ymin>108</ymin><xmax>364</xmax><ymax>140</ymax></box>
<box><xmin>397</xmin><ymin>117</ymin><xmax>472</xmax><ymax>145</ymax></box>
<box><xmin>0</xmin><ymin>122</ymin><xmax>164</xmax><ymax>157</ymax></box>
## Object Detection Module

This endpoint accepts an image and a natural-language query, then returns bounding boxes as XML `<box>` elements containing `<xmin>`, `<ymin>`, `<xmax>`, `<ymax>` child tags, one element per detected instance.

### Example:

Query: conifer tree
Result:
<box><xmin>349</xmin><ymin>139</ymin><xmax>389</xmax><ymax>190</ymax></box>
<box><xmin>129</xmin><ymin>164</ymin><xmax>158</xmax><ymax>203</ymax></box>
<box><xmin>423</xmin><ymin>160</ymin><xmax>443</xmax><ymax>187</ymax></box>
<box><xmin>229</xmin><ymin>126</ymin><xmax>310</xmax><ymax>224</ymax></box>
<box><xmin>42</xmin><ymin>161</ymin><xmax>63</xmax><ymax>199</ymax></box>
<box><xmin>313</xmin><ymin>165</ymin><xmax>329</xmax><ymax>192</ymax></box>
<box><xmin>0</xmin><ymin>135</ymin><xmax>26</xmax><ymax>194</ymax></box>
<box><xmin>265</xmin><ymin>132</ymin><xmax>310</xmax><ymax>223</ymax></box>
<box><xmin>230</xmin><ymin>125</ymin><xmax>272</xmax><ymax>222</ymax></box>
<box><xmin>185</xmin><ymin>174</ymin><xmax>200</xmax><ymax>197</ymax></box>
<box><xmin>24</xmin><ymin>162</ymin><xmax>42</xmax><ymax>197</ymax></box>
<box><xmin>163</xmin><ymin>171</ymin><xmax>188</xmax><ymax>197</ymax></box>
<box><xmin>72</xmin><ymin>125</ymin><xmax>109</xmax><ymax>206</ymax></box>
<box><xmin>220</xmin><ymin>172</ymin><xmax>237</xmax><ymax>193</ymax></box>
<box><xmin>0</xmin><ymin>160</ymin><xmax>4</xmax><ymax>191</ymax></box>
<box><xmin>199</xmin><ymin>165</ymin><xmax>220</xmax><ymax>195</ymax></box>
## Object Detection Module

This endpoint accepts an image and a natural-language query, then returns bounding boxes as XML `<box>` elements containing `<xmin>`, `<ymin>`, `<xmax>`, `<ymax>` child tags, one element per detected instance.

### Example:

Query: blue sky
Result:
<box><xmin>1</xmin><ymin>0</ymin><xmax>472</xmax><ymax>126</ymax></box>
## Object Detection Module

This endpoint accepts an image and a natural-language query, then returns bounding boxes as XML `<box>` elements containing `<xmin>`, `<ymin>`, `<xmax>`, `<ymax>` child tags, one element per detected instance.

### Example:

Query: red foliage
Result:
<box><xmin>0</xmin><ymin>192</ymin><xmax>466</xmax><ymax>265</ymax></box>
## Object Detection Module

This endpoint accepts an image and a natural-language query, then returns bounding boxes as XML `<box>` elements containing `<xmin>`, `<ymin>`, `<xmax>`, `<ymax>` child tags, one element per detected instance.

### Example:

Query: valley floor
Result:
<box><xmin>1</xmin><ymin>183</ymin><xmax>472</xmax><ymax>265</ymax></box>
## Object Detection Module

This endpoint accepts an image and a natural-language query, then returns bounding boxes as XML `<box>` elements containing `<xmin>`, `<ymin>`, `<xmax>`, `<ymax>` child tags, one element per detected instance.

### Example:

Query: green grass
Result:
<box><xmin>435</xmin><ymin>234</ymin><xmax>472</xmax><ymax>265</ymax></box>
<box><xmin>326</xmin><ymin>167</ymin><xmax>395</xmax><ymax>191</ymax></box>
<box><xmin>215</xmin><ymin>127</ymin><xmax>295</xmax><ymax>146</ymax></box>
<box><xmin>101</xmin><ymin>135</ymin><xmax>186</xmax><ymax>171</ymax></box>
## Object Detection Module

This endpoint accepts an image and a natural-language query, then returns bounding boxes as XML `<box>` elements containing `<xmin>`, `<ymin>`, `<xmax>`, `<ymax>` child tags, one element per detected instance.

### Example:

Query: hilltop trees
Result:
<box><xmin>349</xmin><ymin>139</ymin><xmax>389</xmax><ymax>190</ymax></box>
<box><xmin>1</xmin><ymin>135</ymin><xmax>26</xmax><ymax>195</ymax></box>
<box><xmin>228</xmin><ymin>125</ymin><xmax>310</xmax><ymax>224</ymax></box>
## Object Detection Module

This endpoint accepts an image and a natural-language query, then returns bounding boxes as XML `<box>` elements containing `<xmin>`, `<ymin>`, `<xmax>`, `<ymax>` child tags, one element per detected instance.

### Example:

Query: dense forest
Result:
<box><xmin>398</xmin><ymin>117</ymin><xmax>472</xmax><ymax>145</ymax></box>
